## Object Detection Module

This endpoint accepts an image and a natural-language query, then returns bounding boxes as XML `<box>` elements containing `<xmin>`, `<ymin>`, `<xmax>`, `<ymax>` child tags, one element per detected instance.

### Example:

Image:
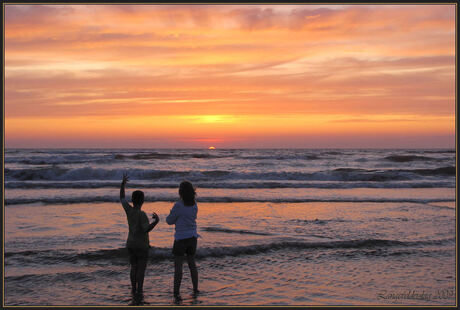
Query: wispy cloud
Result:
<box><xmin>4</xmin><ymin>4</ymin><xmax>455</xmax><ymax>147</ymax></box>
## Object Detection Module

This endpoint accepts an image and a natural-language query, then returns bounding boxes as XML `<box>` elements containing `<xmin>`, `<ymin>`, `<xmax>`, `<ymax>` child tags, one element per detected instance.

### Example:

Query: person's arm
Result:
<box><xmin>166</xmin><ymin>203</ymin><xmax>179</xmax><ymax>225</ymax></box>
<box><xmin>144</xmin><ymin>212</ymin><xmax>160</xmax><ymax>233</ymax></box>
<box><xmin>120</xmin><ymin>173</ymin><xmax>132</xmax><ymax>213</ymax></box>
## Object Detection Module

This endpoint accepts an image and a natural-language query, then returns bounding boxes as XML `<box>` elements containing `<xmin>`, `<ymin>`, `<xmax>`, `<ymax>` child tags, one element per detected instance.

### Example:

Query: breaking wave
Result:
<box><xmin>5</xmin><ymin>237</ymin><xmax>454</xmax><ymax>263</ymax></box>
<box><xmin>4</xmin><ymin>166</ymin><xmax>455</xmax><ymax>182</ymax></box>
<box><xmin>4</xmin><ymin>195</ymin><xmax>455</xmax><ymax>206</ymax></box>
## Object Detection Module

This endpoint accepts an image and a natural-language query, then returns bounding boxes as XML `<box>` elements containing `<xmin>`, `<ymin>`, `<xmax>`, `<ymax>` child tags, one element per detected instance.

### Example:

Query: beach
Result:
<box><xmin>3</xmin><ymin>148</ymin><xmax>456</xmax><ymax>306</ymax></box>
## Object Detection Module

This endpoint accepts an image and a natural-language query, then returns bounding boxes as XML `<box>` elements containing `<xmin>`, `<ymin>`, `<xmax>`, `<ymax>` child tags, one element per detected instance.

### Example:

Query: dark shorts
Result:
<box><xmin>127</xmin><ymin>247</ymin><xmax>149</xmax><ymax>265</ymax></box>
<box><xmin>172</xmin><ymin>237</ymin><xmax>197</xmax><ymax>256</ymax></box>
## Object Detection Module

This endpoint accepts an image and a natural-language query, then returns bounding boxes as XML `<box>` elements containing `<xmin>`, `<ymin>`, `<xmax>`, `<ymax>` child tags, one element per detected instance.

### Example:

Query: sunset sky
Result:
<box><xmin>4</xmin><ymin>4</ymin><xmax>456</xmax><ymax>148</ymax></box>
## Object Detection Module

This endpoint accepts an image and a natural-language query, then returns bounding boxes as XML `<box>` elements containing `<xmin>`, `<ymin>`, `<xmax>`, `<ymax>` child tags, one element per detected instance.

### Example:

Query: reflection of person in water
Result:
<box><xmin>120</xmin><ymin>173</ymin><xmax>159</xmax><ymax>301</ymax></box>
<box><xmin>166</xmin><ymin>180</ymin><xmax>199</xmax><ymax>302</ymax></box>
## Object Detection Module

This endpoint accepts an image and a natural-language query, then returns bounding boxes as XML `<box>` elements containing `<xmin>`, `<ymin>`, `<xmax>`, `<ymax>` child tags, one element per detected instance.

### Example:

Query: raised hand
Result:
<box><xmin>120</xmin><ymin>172</ymin><xmax>129</xmax><ymax>200</ymax></box>
<box><xmin>152</xmin><ymin>212</ymin><xmax>160</xmax><ymax>222</ymax></box>
<box><xmin>122</xmin><ymin>172</ymin><xmax>130</xmax><ymax>185</ymax></box>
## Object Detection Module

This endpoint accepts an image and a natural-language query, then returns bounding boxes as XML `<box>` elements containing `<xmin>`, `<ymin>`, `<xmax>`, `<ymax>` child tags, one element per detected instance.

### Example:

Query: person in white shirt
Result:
<box><xmin>120</xmin><ymin>173</ymin><xmax>159</xmax><ymax>302</ymax></box>
<box><xmin>166</xmin><ymin>180</ymin><xmax>199</xmax><ymax>301</ymax></box>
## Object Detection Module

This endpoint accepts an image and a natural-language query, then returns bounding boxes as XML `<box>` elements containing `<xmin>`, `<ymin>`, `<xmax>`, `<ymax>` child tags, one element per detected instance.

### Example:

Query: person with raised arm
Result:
<box><xmin>120</xmin><ymin>172</ymin><xmax>159</xmax><ymax>302</ymax></box>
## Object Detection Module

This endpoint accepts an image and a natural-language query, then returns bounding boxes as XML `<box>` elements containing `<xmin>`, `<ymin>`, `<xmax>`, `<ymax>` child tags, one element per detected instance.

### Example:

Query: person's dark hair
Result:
<box><xmin>179</xmin><ymin>181</ymin><xmax>196</xmax><ymax>206</ymax></box>
<box><xmin>132</xmin><ymin>190</ymin><xmax>144</xmax><ymax>207</ymax></box>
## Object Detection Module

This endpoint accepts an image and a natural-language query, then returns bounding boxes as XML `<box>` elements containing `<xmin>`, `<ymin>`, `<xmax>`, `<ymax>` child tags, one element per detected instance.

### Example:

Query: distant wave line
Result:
<box><xmin>4</xmin><ymin>166</ymin><xmax>456</xmax><ymax>182</ymax></box>
<box><xmin>4</xmin><ymin>180</ymin><xmax>455</xmax><ymax>189</ymax></box>
<box><xmin>5</xmin><ymin>196</ymin><xmax>455</xmax><ymax>206</ymax></box>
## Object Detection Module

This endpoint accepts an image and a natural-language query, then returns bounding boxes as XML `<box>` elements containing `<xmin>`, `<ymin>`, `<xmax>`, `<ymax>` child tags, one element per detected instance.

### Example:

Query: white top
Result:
<box><xmin>166</xmin><ymin>200</ymin><xmax>198</xmax><ymax>240</ymax></box>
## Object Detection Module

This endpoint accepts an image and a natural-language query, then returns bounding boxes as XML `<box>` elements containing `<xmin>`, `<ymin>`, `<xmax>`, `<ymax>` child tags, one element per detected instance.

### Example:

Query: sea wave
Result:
<box><xmin>5</xmin><ymin>149</ymin><xmax>455</xmax><ymax>165</ymax></box>
<box><xmin>5</xmin><ymin>237</ymin><xmax>454</xmax><ymax>263</ymax></box>
<box><xmin>114</xmin><ymin>152</ymin><xmax>230</xmax><ymax>160</ymax></box>
<box><xmin>419</xmin><ymin>149</ymin><xmax>455</xmax><ymax>154</ymax></box>
<box><xmin>4</xmin><ymin>180</ymin><xmax>455</xmax><ymax>189</ymax></box>
<box><xmin>286</xmin><ymin>218</ymin><xmax>350</xmax><ymax>225</ymax></box>
<box><xmin>4</xmin><ymin>195</ymin><xmax>455</xmax><ymax>206</ymax></box>
<box><xmin>384</xmin><ymin>155</ymin><xmax>436</xmax><ymax>162</ymax></box>
<box><xmin>4</xmin><ymin>166</ymin><xmax>455</xmax><ymax>182</ymax></box>
<box><xmin>5</xmin><ymin>155</ymin><xmax>112</xmax><ymax>165</ymax></box>
<box><xmin>4</xmin><ymin>269</ymin><xmax>124</xmax><ymax>283</ymax></box>
<box><xmin>239</xmin><ymin>154</ymin><xmax>321</xmax><ymax>160</ymax></box>
<box><xmin>201</xmin><ymin>227</ymin><xmax>273</xmax><ymax>236</ymax></box>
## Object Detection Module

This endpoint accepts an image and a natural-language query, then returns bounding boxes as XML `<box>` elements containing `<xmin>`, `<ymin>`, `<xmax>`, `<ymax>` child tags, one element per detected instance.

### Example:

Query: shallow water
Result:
<box><xmin>3</xmin><ymin>148</ymin><xmax>456</xmax><ymax>305</ymax></box>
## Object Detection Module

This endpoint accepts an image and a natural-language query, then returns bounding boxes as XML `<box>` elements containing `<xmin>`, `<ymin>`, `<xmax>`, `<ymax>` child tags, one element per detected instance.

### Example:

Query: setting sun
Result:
<box><xmin>4</xmin><ymin>4</ymin><xmax>455</xmax><ymax>149</ymax></box>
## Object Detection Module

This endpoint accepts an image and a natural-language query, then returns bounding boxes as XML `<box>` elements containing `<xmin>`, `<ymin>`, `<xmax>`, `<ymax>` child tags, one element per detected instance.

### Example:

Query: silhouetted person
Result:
<box><xmin>120</xmin><ymin>172</ymin><xmax>159</xmax><ymax>303</ymax></box>
<box><xmin>166</xmin><ymin>180</ymin><xmax>199</xmax><ymax>302</ymax></box>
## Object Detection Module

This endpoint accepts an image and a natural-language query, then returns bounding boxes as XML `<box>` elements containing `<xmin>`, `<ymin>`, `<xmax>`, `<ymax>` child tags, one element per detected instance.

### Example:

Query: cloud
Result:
<box><xmin>4</xmin><ymin>4</ymin><xmax>456</xmax><ymax>147</ymax></box>
<box><xmin>5</xmin><ymin>5</ymin><xmax>74</xmax><ymax>25</ymax></box>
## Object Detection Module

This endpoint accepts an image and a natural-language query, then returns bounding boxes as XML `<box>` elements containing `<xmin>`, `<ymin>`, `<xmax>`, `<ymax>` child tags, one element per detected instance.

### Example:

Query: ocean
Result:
<box><xmin>3</xmin><ymin>148</ymin><xmax>456</xmax><ymax>306</ymax></box>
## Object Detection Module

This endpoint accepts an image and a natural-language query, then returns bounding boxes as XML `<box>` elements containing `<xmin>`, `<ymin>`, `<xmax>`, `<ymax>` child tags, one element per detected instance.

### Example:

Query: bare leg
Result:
<box><xmin>187</xmin><ymin>255</ymin><xmax>199</xmax><ymax>293</ymax></box>
<box><xmin>136</xmin><ymin>258</ymin><xmax>147</xmax><ymax>294</ymax></box>
<box><xmin>174</xmin><ymin>255</ymin><xmax>184</xmax><ymax>297</ymax></box>
<box><xmin>130</xmin><ymin>263</ymin><xmax>137</xmax><ymax>294</ymax></box>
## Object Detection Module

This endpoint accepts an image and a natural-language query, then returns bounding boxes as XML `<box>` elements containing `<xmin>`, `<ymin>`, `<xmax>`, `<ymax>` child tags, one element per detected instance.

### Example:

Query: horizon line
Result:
<box><xmin>3</xmin><ymin>147</ymin><xmax>456</xmax><ymax>150</ymax></box>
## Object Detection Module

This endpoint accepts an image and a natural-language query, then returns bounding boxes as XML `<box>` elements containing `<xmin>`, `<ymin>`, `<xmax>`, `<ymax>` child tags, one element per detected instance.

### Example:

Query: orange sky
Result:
<box><xmin>4</xmin><ymin>4</ymin><xmax>456</xmax><ymax>148</ymax></box>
